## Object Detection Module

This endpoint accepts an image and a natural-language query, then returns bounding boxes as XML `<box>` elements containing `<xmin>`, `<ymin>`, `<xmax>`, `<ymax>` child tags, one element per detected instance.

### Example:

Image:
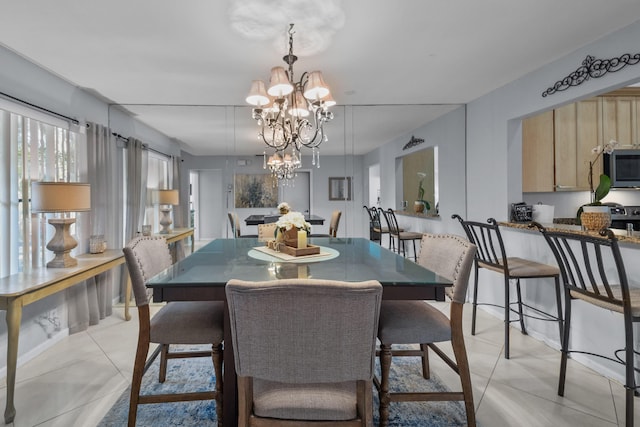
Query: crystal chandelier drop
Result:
<box><xmin>246</xmin><ymin>24</ymin><xmax>335</xmax><ymax>184</ymax></box>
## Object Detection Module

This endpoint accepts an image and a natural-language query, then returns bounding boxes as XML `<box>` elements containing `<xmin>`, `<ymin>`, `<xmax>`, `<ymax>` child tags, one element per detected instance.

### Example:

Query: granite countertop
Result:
<box><xmin>394</xmin><ymin>210</ymin><xmax>440</xmax><ymax>219</ymax></box>
<box><xmin>500</xmin><ymin>221</ymin><xmax>640</xmax><ymax>245</ymax></box>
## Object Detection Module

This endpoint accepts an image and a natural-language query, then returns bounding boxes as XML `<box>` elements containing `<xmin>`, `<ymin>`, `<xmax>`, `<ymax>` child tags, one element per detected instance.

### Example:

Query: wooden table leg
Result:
<box><xmin>124</xmin><ymin>275</ymin><xmax>132</xmax><ymax>321</ymax></box>
<box><xmin>4</xmin><ymin>298</ymin><xmax>22</xmax><ymax>424</ymax></box>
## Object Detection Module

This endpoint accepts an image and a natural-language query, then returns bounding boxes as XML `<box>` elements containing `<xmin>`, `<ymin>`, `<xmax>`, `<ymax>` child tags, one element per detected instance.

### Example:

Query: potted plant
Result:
<box><xmin>414</xmin><ymin>172</ymin><xmax>431</xmax><ymax>213</ymax></box>
<box><xmin>576</xmin><ymin>140</ymin><xmax>617</xmax><ymax>228</ymax></box>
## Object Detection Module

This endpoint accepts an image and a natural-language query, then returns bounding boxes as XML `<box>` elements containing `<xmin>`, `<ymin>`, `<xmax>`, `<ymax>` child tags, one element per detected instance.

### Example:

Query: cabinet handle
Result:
<box><xmin>555</xmin><ymin>185</ymin><xmax>578</xmax><ymax>190</ymax></box>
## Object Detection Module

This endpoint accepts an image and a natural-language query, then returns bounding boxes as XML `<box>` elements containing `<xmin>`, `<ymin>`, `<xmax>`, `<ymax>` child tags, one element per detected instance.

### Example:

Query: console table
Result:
<box><xmin>0</xmin><ymin>250</ymin><xmax>125</xmax><ymax>424</ymax></box>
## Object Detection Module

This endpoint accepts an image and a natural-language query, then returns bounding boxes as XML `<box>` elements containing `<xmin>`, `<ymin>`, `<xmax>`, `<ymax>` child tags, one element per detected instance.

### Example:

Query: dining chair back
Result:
<box><xmin>257</xmin><ymin>223</ymin><xmax>277</xmax><ymax>241</ymax></box>
<box><xmin>533</xmin><ymin>224</ymin><xmax>638</xmax><ymax>427</ymax></box>
<box><xmin>329</xmin><ymin>209</ymin><xmax>342</xmax><ymax>237</ymax></box>
<box><xmin>226</xmin><ymin>278</ymin><xmax>383</xmax><ymax>426</ymax></box>
<box><xmin>124</xmin><ymin>236</ymin><xmax>225</xmax><ymax>426</ymax></box>
<box><xmin>228</xmin><ymin>212</ymin><xmax>257</xmax><ymax>238</ymax></box>
<box><xmin>375</xmin><ymin>233</ymin><xmax>477</xmax><ymax>426</ymax></box>
<box><xmin>452</xmin><ymin>214</ymin><xmax>563</xmax><ymax>359</ymax></box>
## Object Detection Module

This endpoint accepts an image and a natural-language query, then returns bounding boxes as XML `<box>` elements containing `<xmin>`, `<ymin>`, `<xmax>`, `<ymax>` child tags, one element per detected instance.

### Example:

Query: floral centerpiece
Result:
<box><xmin>275</xmin><ymin>211</ymin><xmax>311</xmax><ymax>248</ymax></box>
<box><xmin>414</xmin><ymin>172</ymin><xmax>431</xmax><ymax>213</ymax></box>
<box><xmin>278</xmin><ymin>202</ymin><xmax>290</xmax><ymax>214</ymax></box>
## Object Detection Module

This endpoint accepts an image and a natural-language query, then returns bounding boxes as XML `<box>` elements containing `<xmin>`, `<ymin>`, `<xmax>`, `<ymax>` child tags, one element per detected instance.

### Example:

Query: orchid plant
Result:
<box><xmin>587</xmin><ymin>139</ymin><xmax>618</xmax><ymax>205</ymax></box>
<box><xmin>577</xmin><ymin>139</ymin><xmax>618</xmax><ymax>220</ymax></box>
<box><xmin>416</xmin><ymin>172</ymin><xmax>431</xmax><ymax>211</ymax></box>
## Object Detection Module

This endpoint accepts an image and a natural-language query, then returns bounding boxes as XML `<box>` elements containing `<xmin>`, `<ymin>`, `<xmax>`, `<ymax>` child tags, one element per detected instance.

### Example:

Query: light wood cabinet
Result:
<box><xmin>554</xmin><ymin>98</ymin><xmax>601</xmax><ymax>191</ymax></box>
<box><xmin>522</xmin><ymin>110</ymin><xmax>554</xmax><ymax>192</ymax></box>
<box><xmin>601</xmin><ymin>95</ymin><xmax>639</xmax><ymax>146</ymax></box>
<box><xmin>522</xmin><ymin>99</ymin><xmax>601</xmax><ymax>192</ymax></box>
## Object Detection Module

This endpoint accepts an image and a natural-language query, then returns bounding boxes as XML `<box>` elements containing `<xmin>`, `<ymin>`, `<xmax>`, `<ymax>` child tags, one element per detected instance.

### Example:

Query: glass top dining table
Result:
<box><xmin>145</xmin><ymin>237</ymin><xmax>452</xmax><ymax>426</ymax></box>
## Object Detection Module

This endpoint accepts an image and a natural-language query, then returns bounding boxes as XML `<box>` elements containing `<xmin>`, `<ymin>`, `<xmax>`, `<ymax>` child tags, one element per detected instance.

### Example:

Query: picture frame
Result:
<box><xmin>328</xmin><ymin>177</ymin><xmax>352</xmax><ymax>201</ymax></box>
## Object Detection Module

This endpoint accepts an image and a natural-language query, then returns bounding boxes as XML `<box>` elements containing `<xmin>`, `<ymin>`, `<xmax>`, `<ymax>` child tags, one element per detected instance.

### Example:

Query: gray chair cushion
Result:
<box><xmin>253</xmin><ymin>379</ymin><xmax>357</xmax><ymax>421</ymax></box>
<box><xmin>150</xmin><ymin>301</ymin><xmax>224</xmax><ymax>344</ymax></box>
<box><xmin>378</xmin><ymin>300</ymin><xmax>451</xmax><ymax>344</ymax></box>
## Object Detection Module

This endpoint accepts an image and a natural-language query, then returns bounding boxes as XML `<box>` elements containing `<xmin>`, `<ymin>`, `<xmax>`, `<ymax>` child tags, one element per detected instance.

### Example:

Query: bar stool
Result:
<box><xmin>452</xmin><ymin>214</ymin><xmax>563</xmax><ymax>359</ymax></box>
<box><xmin>381</xmin><ymin>208</ymin><xmax>422</xmax><ymax>261</ymax></box>
<box><xmin>533</xmin><ymin>224</ymin><xmax>639</xmax><ymax>427</ymax></box>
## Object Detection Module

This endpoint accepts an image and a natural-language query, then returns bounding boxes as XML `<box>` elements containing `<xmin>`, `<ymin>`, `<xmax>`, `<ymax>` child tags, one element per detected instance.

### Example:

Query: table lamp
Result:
<box><xmin>31</xmin><ymin>182</ymin><xmax>91</xmax><ymax>268</ymax></box>
<box><xmin>154</xmin><ymin>189</ymin><xmax>179</xmax><ymax>234</ymax></box>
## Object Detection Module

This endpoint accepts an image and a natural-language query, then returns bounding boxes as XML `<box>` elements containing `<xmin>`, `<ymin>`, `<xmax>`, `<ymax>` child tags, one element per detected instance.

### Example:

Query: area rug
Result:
<box><xmin>99</xmin><ymin>345</ymin><xmax>470</xmax><ymax>426</ymax></box>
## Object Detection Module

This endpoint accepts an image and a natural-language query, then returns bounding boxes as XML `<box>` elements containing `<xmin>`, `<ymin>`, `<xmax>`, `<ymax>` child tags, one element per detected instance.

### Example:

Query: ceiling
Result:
<box><xmin>1</xmin><ymin>1</ymin><xmax>640</xmax><ymax>156</ymax></box>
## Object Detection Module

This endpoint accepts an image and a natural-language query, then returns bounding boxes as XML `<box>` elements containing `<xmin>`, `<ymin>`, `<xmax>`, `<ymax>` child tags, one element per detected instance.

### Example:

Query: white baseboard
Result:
<box><xmin>0</xmin><ymin>328</ymin><xmax>69</xmax><ymax>379</ymax></box>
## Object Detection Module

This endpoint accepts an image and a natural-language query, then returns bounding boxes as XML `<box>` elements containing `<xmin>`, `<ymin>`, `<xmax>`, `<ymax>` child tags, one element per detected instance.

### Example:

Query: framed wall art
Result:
<box><xmin>234</xmin><ymin>174</ymin><xmax>278</xmax><ymax>208</ymax></box>
<box><xmin>328</xmin><ymin>177</ymin><xmax>352</xmax><ymax>201</ymax></box>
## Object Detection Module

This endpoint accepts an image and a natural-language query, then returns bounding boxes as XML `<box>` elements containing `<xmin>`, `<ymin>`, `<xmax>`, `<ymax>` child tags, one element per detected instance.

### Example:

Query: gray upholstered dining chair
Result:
<box><xmin>257</xmin><ymin>222</ymin><xmax>277</xmax><ymax>241</ymax></box>
<box><xmin>310</xmin><ymin>210</ymin><xmax>342</xmax><ymax>237</ymax></box>
<box><xmin>124</xmin><ymin>236</ymin><xmax>225</xmax><ymax>427</ymax></box>
<box><xmin>533</xmin><ymin>224</ymin><xmax>639</xmax><ymax>427</ymax></box>
<box><xmin>225</xmin><ymin>278</ymin><xmax>383</xmax><ymax>427</ymax></box>
<box><xmin>375</xmin><ymin>233</ymin><xmax>477</xmax><ymax>427</ymax></box>
<box><xmin>228</xmin><ymin>212</ymin><xmax>257</xmax><ymax>238</ymax></box>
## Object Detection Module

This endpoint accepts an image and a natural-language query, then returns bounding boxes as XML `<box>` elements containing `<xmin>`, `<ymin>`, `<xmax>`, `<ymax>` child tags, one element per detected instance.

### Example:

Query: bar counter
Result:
<box><xmin>499</xmin><ymin>221</ymin><xmax>640</xmax><ymax>245</ymax></box>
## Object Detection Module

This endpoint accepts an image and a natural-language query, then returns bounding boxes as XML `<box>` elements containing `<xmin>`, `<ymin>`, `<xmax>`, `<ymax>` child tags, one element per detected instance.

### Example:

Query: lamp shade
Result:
<box><xmin>288</xmin><ymin>89</ymin><xmax>310</xmax><ymax>118</ymax></box>
<box><xmin>267</xmin><ymin>66</ymin><xmax>293</xmax><ymax>97</ymax></box>
<box><xmin>320</xmin><ymin>92</ymin><xmax>337</xmax><ymax>107</ymax></box>
<box><xmin>246</xmin><ymin>80</ymin><xmax>270</xmax><ymax>106</ymax></box>
<box><xmin>31</xmin><ymin>182</ymin><xmax>91</xmax><ymax>213</ymax></box>
<box><xmin>154</xmin><ymin>189</ymin><xmax>179</xmax><ymax>205</ymax></box>
<box><xmin>303</xmin><ymin>71</ymin><xmax>330</xmax><ymax>100</ymax></box>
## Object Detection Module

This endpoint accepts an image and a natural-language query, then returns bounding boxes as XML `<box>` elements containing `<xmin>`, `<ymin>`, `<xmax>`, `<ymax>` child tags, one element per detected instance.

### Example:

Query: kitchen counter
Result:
<box><xmin>500</xmin><ymin>221</ymin><xmax>640</xmax><ymax>245</ymax></box>
<box><xmin>394</xmin><ymin>210</ymin><xmax>440</xmax><ymax>220</ymax></box>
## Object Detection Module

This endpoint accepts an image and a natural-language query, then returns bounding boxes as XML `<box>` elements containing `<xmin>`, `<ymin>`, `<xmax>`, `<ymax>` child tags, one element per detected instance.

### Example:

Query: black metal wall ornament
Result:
<box><xmin>402</xmin><ymin>135</ymin><xmax>425</xmax><ymax>150</ymax></box>
<box><xmin>542</xmin><ymin>53</ymin><xmax>640</xmax><ymax>97</ymax></box>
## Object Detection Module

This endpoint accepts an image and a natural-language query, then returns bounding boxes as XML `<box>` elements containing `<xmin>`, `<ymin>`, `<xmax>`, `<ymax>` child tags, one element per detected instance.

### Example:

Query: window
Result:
<box><xmin>0</xmin><ymin>107</ymin><xmax>85</xmax><ymax>274</ymax></box>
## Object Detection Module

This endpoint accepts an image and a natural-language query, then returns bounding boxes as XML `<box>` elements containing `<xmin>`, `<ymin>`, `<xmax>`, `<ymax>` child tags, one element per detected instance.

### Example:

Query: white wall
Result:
<box><xmin>364</xmin><ymin>106</ymin><xmax>468</xmax><ymax>235</ymax></box>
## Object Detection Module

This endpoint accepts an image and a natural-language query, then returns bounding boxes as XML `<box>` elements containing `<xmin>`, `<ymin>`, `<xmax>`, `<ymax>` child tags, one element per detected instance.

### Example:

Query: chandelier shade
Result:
<box><xmin>246</xmin><ymin>80</ymin><xmax>270</xmax><ymax>106</ymax></box>
<box><xmin>246</xmin><ymin>23</ymin><xmax>335</xmax><ymax>185</ymax></box>
<box><xmin>303</xmin><ymin>71</ymin><xmax>330</xmax><ymax>100</ymax></box>
<box><xmin>267</xmin><ymin>66</ymin><xmax>294</xmax><ymax>97</ymax></box>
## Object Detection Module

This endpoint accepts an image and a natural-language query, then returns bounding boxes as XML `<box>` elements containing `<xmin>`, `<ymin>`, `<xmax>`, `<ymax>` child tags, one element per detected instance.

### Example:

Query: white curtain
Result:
<box><xmin>67</xmin><ymin>123</ymin><xmax>122</xmax><ymax>333</ymax></box>
<box><xmin>125</xmin><ymin>137</ymin><xmax>148</xmax><ymax>241</ymax></box>
<box><xmin>171</xmin><ymin>156</ymin><xmax>186</xmax><ymax>259</ymax></box>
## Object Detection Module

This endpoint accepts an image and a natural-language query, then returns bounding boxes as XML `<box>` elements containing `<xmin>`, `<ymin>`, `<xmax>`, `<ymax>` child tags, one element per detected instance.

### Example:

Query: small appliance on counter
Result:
<box><xmin>510</xmin><ymin>202</ymin><xmax>532</xmax><ymax>223</ymax></box>
<box><xmin>532</xmin><ymin>204</ymin><xmax>554</xmax><ymax>224</ymax></box>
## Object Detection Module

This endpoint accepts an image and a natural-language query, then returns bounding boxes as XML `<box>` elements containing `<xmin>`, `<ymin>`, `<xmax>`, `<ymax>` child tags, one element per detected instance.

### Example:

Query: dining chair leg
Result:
<box><xmin>378</xmin><ymin>344</ymin><xmax>392</xmax><ymax>427</ymax></box>
<box><xmin>412</xmin><ymin>239</ymin><xmax>418</xmax><ymax>261</ymax></box>
<box><xmin>420</xmin><ymin>343</ymin><xmax>430</xmax><ymax>379</ymax></box>
<box><xmin>504</xmin><ymin>275</ymin><xmax>511</xmax><ymax>359</ymax></box>
<box><xmin>212</xmin><ymin>343</ymin><xmax>223</xmax><ymax>427</ymax></box>
<box><xmin>129</xmin><ymin>306</ymin><xmax>151</xmax><ymax>427</ymax></box>
<box><xmin>159</xmin><ymin>344</ymin><xmax>169</xmax><ymax>382</ymax></box>
<box><xmin>515</xmin><ymin>279</ymin><xmax>527</xmax><ymax>335</ymax></box>
<box><xmin>451</xmin><ymin>304</ymin><xmax>476</xmax><ymax>427</ymax></box>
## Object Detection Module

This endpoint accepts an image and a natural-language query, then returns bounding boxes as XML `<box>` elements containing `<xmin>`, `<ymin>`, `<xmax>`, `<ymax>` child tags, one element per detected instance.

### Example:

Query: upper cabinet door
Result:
<box><xmin>522</xmin><ymin>110</ymin><xmax>554</xmax><ymax>192</ymax></box>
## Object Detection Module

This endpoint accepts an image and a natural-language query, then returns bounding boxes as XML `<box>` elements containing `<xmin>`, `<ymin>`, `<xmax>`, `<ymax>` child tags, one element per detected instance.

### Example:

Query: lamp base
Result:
<box><xmin>159</xmin><ymin>208</ymin><xmax>173</xmax><ymax>234</ymax></box>
<box><xmin>46</xmin><ymin>218</ymin><xmax>79</xmax><ymax>268</ymax></box>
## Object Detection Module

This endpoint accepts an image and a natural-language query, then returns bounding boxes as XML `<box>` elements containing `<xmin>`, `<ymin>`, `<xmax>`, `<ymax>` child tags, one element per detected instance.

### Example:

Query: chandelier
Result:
<box><xmin>246</xmin><ymin>23</ymin><xmax>335</xmax><ymax>183</ymax></box>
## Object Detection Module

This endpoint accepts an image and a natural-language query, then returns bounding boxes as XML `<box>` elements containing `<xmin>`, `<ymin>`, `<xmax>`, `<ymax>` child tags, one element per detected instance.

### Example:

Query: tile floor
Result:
<box><xmin>1</xmin><ymin>256</ymin><xmax>639</xmax><ymax>426</ymax></box>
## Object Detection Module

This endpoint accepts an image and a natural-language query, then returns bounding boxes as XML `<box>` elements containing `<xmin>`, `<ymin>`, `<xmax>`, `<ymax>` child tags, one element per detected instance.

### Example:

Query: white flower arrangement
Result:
<box><xmin>276</xmin><ymin>211</ymin><xmax>311</xmax><ymax>232</ymax></box>
<box><xmin>277</xmin><ymin>202</ymin><xmax>290</xmax><ymax>213</ymax></box>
